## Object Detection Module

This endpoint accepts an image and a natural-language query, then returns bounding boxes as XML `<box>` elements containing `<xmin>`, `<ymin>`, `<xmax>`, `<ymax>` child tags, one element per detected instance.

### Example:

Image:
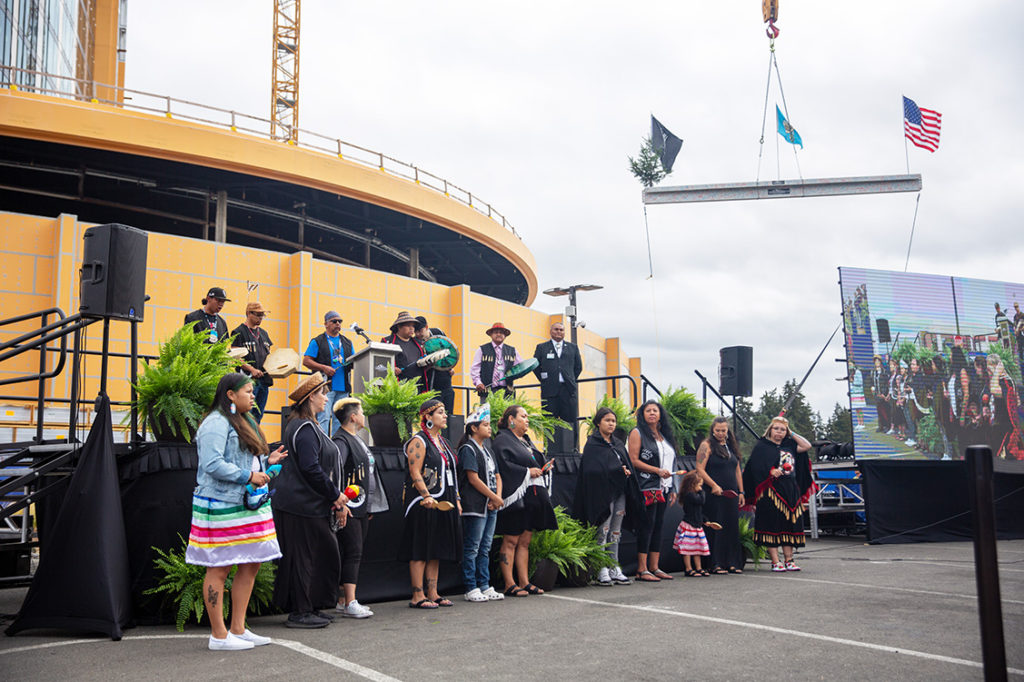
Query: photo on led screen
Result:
<box><xmin>839</xmin><ymin>267</ymin><xmax>1024</xmax><ymax>463</ymax></box>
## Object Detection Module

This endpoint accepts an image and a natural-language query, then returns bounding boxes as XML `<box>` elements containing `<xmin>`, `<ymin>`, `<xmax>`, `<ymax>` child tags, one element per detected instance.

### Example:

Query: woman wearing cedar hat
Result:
<box><xmin>399</xmin><ymin>398</ymin><xmax>463</xmax><ymax>609</ymax></box>
<box><xmin>330</xmin><ymin>397</ymin><xmax>390</xmax><ymax>619</ymax></box>
<box><xmin>272</xmin><ymin>372</ymin><xmax>350</xmax><ymax>628</ymax></box>
<box><xmin>741</xmin><ymin>416</ymin><xmax>814</xmax><ymax>573</ymax></box>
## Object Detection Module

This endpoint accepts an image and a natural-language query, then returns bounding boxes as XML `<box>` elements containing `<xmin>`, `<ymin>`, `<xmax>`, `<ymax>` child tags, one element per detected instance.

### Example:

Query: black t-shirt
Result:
<box><xmin>458</xmin><ymin>440</ymin><xmax>498</xmax><ymax>517</ymax></box>
<box><xmin>231</xmin><ymin>324</ymin><xmax>273</xmax><ymax>386</ymax></box>
<box><xmin>184</xmin><ymin>309</ymin><xmax>229</xmax><ymax>343</ymax></box>
<box><xmin>394</xmin><ymin>337</ymin><xmax>424</xmax><ymax>385</ymax></box>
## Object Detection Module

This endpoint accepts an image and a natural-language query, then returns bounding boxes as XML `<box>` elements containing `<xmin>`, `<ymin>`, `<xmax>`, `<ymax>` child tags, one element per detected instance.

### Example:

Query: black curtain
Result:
<box><xmin>6</xmin><ymin>395</ymin><xmax>133</xmax><ymax>639</ymax></box>
<box><xmin>859</xmin><ymin>459</ymin><xmax>1024</xmax><ymax>543</ymax></box>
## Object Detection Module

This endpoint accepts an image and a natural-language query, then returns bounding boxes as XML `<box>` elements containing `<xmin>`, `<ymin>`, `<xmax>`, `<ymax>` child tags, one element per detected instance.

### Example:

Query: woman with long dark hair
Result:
<box><xmin>741</xmin><ymin>416</ymin><xmax>814</xmax><ymax>572</ymax></box>
<box><xmin>457</xmin><ymin>404</ymin><xmax>505</xmax><ymax>602</ymax></box>
<box><xmin>573</xmin><ymin>407</ymin><xmax>640</xmax><ymax>585</ymax></box>
<box><xmin>694</xmin><ymin>417</ymin><xmax>745</xmax><ymax>574</ymax></box>
<box><xmin>627</xmin><ymin>400</ymin><xmax>678</xmax><ymax>582</ymax></box>
<box><xmin>272</xmin><ymin>372</ymin><xmax>349</xmax><ymax>629</ymax></box>
<box><xmin>493</xmin><ymin>404</ymin><xmax>557</xmax><ymax>597</ymax></box>
<box><xmin>330</xmin><ymin>397</ymin><xmax>389</xmax><ymax>618</ymax></box>
<box><xmin>399</xmin><ymin>398</ymin><xmax>462</xmax><ymax>609</ymax></box>
<box><xmin>186</xmin><ymin>372</ymin><xmax>287</xmax><ymax>650</ymax></box>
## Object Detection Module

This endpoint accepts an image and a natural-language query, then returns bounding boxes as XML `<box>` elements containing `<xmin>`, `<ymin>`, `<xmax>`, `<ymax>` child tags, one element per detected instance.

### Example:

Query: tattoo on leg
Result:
<box><xmin>412</xmin><ymin>586</ymin><xmax>423</xmax><ymax>594</ymax></box>
<box><xmin>498</xmin><ymin>552</ymin><xmax>509</xmax><ymax>565</ymax></box>
<box><xmin>206</xmin><ymin>585</ymin><xmax>219</xmax><ymax>608</ymax></box>
<box><xmin>425</xmin><ymin>578</ymin><xmax>436</xmax><ymax>590</ymax></box>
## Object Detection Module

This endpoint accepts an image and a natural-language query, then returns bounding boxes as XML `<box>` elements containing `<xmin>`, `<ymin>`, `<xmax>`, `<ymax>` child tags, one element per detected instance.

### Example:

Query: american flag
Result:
<box><xmin>903</xmin><ymin>96</ymin><xmax>942</xmax><ymax>152</ymax></box>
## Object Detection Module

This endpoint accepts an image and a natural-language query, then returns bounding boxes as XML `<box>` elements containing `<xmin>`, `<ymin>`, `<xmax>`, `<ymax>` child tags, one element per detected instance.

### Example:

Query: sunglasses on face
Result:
<box><xmin>250</xmin><ymin>312</ymin><xmax>266</xmax><ymax>318</ymax></box>
<box><xmin>328</xmin><ymin>320</ymin><xmax>342</xmax><ymax>325</ymax></box>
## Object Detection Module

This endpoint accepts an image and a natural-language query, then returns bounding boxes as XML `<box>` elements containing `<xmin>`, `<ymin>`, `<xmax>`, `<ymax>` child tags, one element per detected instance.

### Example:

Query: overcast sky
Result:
<box><xmin>125</xmin><ymin>1</ymin><xmax>1024</xmax><ymax>420</ymax></box>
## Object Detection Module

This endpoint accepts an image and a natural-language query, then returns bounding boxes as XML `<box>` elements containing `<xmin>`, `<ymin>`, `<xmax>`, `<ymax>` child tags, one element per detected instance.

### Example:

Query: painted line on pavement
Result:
<box><xmin>544</xmin><ymin>593</ymin><xmax>1024</xmax><ymax>676</ymax></box>
<box><xmin>780</xmin><ymin>575</ymin><xmax>1024</xmax><ymax>605</ymax></box>
<box><xmin>0</xmin><ymin>633</ymin><xmax>403</xmax><ymax>681</ymax></box>
<box><xmin>897</xmin><ymin>559</ymin><xmax>1024</xmax><ymax>573</ymax></box>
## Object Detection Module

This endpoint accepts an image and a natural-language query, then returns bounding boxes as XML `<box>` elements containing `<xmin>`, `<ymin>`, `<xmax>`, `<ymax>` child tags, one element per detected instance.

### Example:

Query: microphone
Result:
<box><xmin>350</xmin><ymin>322</ymin><xmax>372</xmax><ymax>344</ymax></box>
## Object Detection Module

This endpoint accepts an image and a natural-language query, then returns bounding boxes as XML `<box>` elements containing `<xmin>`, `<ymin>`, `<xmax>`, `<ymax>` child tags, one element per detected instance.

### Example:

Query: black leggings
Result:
<box><xmin>336</xmin><ymin>515</ymin><xmax>370</xmax><ymax>585</ymax></box>
<box><xmin>636</xmin><ymin>499</ymin><xmax>667</xmax><ymax>554</ymax></box>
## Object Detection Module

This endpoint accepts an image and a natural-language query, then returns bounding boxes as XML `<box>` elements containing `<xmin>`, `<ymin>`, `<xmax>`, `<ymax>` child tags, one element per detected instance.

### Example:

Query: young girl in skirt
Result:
<box><xmin>673</xmin><ymin>471</ymin><xmax>714</xmax><ymax>577</ymax></box>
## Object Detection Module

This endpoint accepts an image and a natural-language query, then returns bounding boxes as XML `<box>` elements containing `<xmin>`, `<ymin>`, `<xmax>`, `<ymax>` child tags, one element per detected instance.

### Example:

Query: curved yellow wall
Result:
<box><xmin>0</xmin><ymin>89</ymin><xmax>538</xmax><ymax>304</ymax></box>
<box><xmin>0</xmin><ymin>212</ymin><xmax>641</xmax><ymax>443</ymax></box>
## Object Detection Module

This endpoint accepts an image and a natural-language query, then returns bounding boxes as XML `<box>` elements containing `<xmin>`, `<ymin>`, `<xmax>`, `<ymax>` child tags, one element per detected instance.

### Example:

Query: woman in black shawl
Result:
<box><xmin>741</xmin><ymin>416</ymin><xmax>814</xmax><ymax>572</ymax></box>
<box><xmin>695</xmin><ymin>417</ymin><xmax>745</xmax><ymax>574</ymax></box>
<box><xmin>493</xmin><ymin>405</ymin><xmax>557</xmax><ymax>597</ymax></box>
<box><xmin>572</xmin><ymin>407</ymin><xmax>642</xmax><ymax>585</ymax></box>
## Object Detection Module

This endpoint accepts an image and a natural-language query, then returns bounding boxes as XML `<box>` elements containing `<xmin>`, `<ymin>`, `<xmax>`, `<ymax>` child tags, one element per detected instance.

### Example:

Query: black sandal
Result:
<box><xmin>712</xmin><ymin>567</ymin><xmax>728</xmax><ymax>575</ymax></box>
<box><xmin>504</xmin><ymin>585</ymin><xmax>529</xmax><ymax>597</ymax></box>
<box><xmin>523</xmin><ymin>583</ymin><xmax>544</xmax><ymax>595</ymax></box>
<box><xmin>727</xmin><ymin>567</ymin><xmax>744</xmax><ymax>574</ymax></box>
<box><xmin>684</xmin><ymin>570</ymin><xmax>701</xmax><ymax>577</ymax></box>
<box><xmin>698</xmin><ymin>569</ymin><xmax>710</xmax><ymax>576</ymax></box>
<box><xmin>408</xmin><ymin>599</ymin><xmax>438</xmax><ymax>609</ymax></box>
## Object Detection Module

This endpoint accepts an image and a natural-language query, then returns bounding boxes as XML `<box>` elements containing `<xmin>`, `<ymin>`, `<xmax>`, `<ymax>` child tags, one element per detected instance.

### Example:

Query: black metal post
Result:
<box><xmin>99</xmin><ymin>318</ymin><xmax>111</xmax><ymax>396</ymax></box>
<box><xmin>732</xmin><ymin>396</ymin><xmax>738</xmax><ymax>437</ymax></box>
<box><xmin>34</xmin><ymin>312</ymin><xmax>48</xmax><ymax>443</ymax></box>
<box><xmin>966</xmin><ymin>445</ymin><xmax>1007</xmax><ymax>682</ymax></box>
<box><xmin>68</xmin><ymin>327</ymin><xmax>82</xmax><ymax>442</ymax></box>
<box><xmin>130</xmin><ymin>320</ymin><xmax>139</xmax><ymax>447</ymax></box>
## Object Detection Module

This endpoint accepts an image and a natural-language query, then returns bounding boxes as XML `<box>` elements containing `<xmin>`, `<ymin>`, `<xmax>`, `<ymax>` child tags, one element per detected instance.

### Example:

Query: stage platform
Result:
<box><xmin>2</xmin><ymin>537</ymin><xmax>1021</xmax><ymax>680</ymax></box>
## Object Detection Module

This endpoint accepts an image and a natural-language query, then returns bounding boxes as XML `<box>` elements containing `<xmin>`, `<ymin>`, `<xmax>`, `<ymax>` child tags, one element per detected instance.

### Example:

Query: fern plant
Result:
<box><xmin>585</xmin><ymin>394</ymin><xmax>637</xmax><ymax>437</ymax></box>
<box><xmin>527</xmin><ymin>506</ymin><xmax>615</xmax><ymax>577</ymax></box>
<box><xmin>356</xmin><ymin>365</ymin><xmax>438</xmax><ymax>441</ymax></box>
<box><xmin>480</xmin><ymin>390</ymin><xmax>569</xmax><ymax>445</ymax></box>
<box><xmin>130</xmin><ymin>325</ymin><xmax>239</xmax><ymax>442</ymax></box>
<box><xmin>738</xmin><ymin>515</ymin><xmax>767</xmax><ymax>570</ymax></box>
<box><xmin>144</xmin><ymin>537</ymin><xmax>277</xmax><ymax>631</ymax></box>
<box><xmin>661</xmin><ymin>386</ymin><xmax>715</xmax><ymax>455</ymax></box>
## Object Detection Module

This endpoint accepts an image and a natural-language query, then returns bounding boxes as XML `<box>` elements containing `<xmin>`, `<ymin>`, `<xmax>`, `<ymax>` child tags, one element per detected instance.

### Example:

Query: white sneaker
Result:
<box><xmin>342</xmin><ymin>599</ymin><xmax>374</xmax><ymax>618</ymax></box>
<box><xmin>232</xmin><ymin>629</ymin><xmax>271</xmax><ymax>646</ymax></box>
<box><xmin>609</xmin><ymin>567</ymin><xmax>632</xmax><ymax>585</ymax></box>
<box><xmin>208</xmin><ymin>633</ymin><xmax>254</xmax><ymax>651</ymax></box>
<box><xmin>886</xmin><ymin>429</ymin><xmax>895</xmax><ymax>435</ymax></box>
<box><xmin>464</xmin><ymin>588</ymin><xmax>488</xmax><ymax>603</ymax></box>
<box><xmin>481</xmin><ymin>586</ymin><xmax>505</xmax><ymax>600</ymax></box>
<box><xmin>595</xmin><ymin>567</ymin><xmax>613</xmax><ymax>586</ymax></box>
<box><xmin>905</xmin><ymin>439</ymin><xmax>916</xmax><ymax>447</ymax></box>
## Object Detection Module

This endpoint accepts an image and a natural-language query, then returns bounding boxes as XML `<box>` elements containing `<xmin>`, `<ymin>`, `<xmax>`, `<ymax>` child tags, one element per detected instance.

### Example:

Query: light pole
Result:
<box><xmin>543</xmin><ymin>284</ymin><xmax>603</xmax><ymax>452</ymax></box>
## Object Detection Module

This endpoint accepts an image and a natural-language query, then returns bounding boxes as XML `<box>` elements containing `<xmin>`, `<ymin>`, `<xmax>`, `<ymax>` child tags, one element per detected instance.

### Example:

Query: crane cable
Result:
<box><xmin>755</xmin><ymin>38</ymin><xmax>804</xmax><ymax>184</ymax></box>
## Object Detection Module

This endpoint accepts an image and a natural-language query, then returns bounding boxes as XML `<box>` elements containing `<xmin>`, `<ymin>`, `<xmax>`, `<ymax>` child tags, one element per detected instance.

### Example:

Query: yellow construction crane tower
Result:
<box><xmin>271</xmin><ymin>0</ymin><xmax>300</xmax><ymax>142</ymax></box>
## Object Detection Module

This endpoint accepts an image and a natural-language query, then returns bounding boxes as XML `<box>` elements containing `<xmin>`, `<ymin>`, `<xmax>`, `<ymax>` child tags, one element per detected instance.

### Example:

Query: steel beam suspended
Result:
<box><xmin>642</xmin><ymin>174</ymin><xmax>922</xmax><ymax>205</ymax></box>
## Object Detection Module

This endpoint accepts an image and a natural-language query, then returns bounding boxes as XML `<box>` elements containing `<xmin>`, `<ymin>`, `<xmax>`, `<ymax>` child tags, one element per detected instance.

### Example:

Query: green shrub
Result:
<box><xmin>480</xmin><ymin>390</ymin><xmax>569</xmax><ymax>445</ymax></box>
<box><xmin>915</xmin><ymin>414</ymin><xmax>944</xmax><ymax>454</ymax></box>
<box><xmin>526</xmin><ymin>506</ymin><xmax>615</xmax><ymax>577</ymax></box>
<box><xmin>738</xmin><ymin>515</ymin><xmax>767</xmax><ymax>570</ymax></box>
<box><xmin>144</xmin><ymin>537</ymin><xmax>277</xmax><ymax>631</ymax></box>
<box><xmin>661</xmin><ymin>387</ymin><xmax>715</xmax><ymax>455</ymax></box>
<box><xmin>585</xmin><ymin>394</ymin><xmax>637</xmax><ymax>437</ymax></box>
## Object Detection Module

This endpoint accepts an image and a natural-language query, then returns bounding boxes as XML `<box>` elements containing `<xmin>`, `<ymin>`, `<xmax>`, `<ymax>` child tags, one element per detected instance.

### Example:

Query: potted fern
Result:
<box><xmin>586</xmin><ymin>394</ymin><xmax>636</xmax><ymax>441</ymax></box>
<box><xmin>144</xmin><ymin>537</ymin><xmax>277</xmax><ymax>630</ymax></box>
<box><xmin>356</xmin><ymin>366</ymin><xmax>438</xmax><ymax>446</ymax></box>
<box><xmin>481</xmin><ymin>390</ymin><xmax>569</xmax><ymax>445</ymax></box>
<box><xmin>526</xmin><ymin>506</ymin><xmax>615</xmax><ymax>591</ymax></box>
<box><xmin>661</xmin><ymin>386</ymin><xmax>716</xmax><ymax>456</ymax></box>
<box><xmin>131</xmin><ymin>325</ymin><xmax>239</xmax><ymax>442</ymax></box>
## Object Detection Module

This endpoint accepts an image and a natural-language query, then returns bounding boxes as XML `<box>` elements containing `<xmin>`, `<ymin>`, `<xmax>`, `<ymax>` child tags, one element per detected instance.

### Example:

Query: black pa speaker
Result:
<box><xmin>719</xmin><ymin>346</ymin><xmax>753</xmax><ymax>397</ymax></box>
<box><xmin>79</xmin><ymin>224</ymin><xmax>148</xmax><ymax>321</ymax></box>
<box><xmin>876</xmin><ymin>318</ymin><xmax>891</xmax><ymax>344</ymax></box>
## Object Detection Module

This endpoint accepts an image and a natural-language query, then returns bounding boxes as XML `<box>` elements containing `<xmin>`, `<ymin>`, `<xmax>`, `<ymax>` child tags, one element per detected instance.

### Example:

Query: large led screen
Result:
<box><xmin>839</xmin><ymin>267</ymin><xmax>1024</xmax><ymax>462</ymax></box>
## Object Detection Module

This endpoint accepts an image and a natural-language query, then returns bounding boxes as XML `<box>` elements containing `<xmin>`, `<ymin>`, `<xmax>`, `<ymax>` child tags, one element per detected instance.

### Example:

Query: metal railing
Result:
<box><xmin>1</xmin><ymin>65</ymin><xmax>521</xmax><ymax>239</ymax></box>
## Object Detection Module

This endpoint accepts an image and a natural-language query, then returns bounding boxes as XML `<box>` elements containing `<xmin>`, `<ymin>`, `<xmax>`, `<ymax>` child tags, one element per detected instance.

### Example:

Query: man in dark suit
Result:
<box><xmin>533</xmin><ymin>322</ymin><xmax>583</xmax><ymax>427</ymax></box>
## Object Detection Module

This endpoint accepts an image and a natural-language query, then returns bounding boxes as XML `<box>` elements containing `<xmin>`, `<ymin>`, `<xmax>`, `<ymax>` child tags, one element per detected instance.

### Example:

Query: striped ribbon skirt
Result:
<box><xmin>185</xmin><ymin>494</ymin><xmax>282</xmax><ymax>567</ymax></box>
<box><xmin>673</xmin><ymin>521</ymin><xmax>710</xmax><ymax>556</ymax></box>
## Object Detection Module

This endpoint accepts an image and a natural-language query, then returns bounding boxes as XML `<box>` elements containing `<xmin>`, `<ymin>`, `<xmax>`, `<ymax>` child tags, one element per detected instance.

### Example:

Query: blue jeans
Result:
<box><xmin>462</xmin><ymin>509</ymin><xmax>497</xmax><ymax>592</ymax></box>
<box><xmin>317</xmin><ymin>390</ymin><xmax>347</xmax><ymax>436</ymax></box>
<box><xmin>252</xmin><ymin>382</ymin><xmax>270</xmax><ymax>423</ymax></box>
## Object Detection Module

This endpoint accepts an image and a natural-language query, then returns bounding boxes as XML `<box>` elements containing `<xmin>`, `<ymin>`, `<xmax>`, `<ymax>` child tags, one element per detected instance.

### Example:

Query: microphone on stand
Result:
<box><xmin>350</xmin><ymin>322</ymin><xmax>372</xmax><ymax>345</ymax></box>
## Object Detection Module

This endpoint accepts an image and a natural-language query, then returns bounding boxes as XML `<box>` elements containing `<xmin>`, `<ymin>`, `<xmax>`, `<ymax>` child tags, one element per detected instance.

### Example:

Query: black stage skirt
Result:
<box><xmin>753</xmin><ymin>475</ymin><xmax>805</xmax><ymax>548</ymax></box>
<box><xmin>703</xmin><ymin>453</ymin><xmax>745</xmax><ymax>570</ymax></box>
<box><xmin>496</xmin><ymin>485</ymin><xmax>558</xmax><ymax>536</ymax></box>
<box><xmin>272</xmin><ymin>508</ymin><xmax>340</xmax><ymax>613</ymax></box>
<box><xmin>397</xmin><ymin>485</ymin><xmax>462</xmax><ymax>562</ymax></box>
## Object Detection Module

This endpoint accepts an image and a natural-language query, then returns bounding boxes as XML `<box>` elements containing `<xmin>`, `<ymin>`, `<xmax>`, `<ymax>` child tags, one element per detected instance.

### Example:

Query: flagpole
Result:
<box><xmin>642</xmin><ymin>204</ymin><xmax>654</xmax><ymax>279</ymax></box>
<box><xmin>903</xmin><ymin>97</ymin><xmax>911</xmax><ymax>174</ymax></box>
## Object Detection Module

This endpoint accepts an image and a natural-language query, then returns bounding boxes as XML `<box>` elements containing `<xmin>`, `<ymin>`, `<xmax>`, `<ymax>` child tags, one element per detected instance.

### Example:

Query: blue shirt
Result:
<box><xmin>194</xmin><ymin>411</ymin><xmax>263</xmax><ymax>504</ymax></box>
<box><xmin>304</xmin><ymin>335</ymin><xmax>347</xmax><ymax>392</ymax></box>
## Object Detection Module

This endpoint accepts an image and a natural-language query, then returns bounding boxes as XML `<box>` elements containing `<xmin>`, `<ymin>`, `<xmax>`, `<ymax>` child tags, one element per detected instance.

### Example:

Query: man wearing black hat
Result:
<box><xmin>415</xmin><ymin>316</ymin><xmax>455</xmax><ymax>414</ymax></box>
<box><xmin>303</xmin><ymin>310</ymin><xmax>354</xmax><ymax>435</ymax></box>
<box><xmin>533</xmin><ymin>322</ymin><xmax>583</xmax><ymax>428</ymax></box>
<box><xmin>184</xmin><ymin>287</ymin><xmax>231</xmax><ymax>343</ymax></box>
<box><xmin>231</xmin><ymin>302</ymin><xmax>274</xmax><ymax>423</ymax></box>
<box><xmin>380</xmin><ymin>311</ymin><xmax>427</xmax><ymax>391</ymax></box>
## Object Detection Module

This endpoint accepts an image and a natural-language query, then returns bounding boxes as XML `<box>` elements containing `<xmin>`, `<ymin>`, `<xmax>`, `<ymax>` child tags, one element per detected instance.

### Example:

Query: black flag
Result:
<box><xmin>651</xmin><ymin>115</ymin><xmax>683</xmax><ymax>173</ymax></box>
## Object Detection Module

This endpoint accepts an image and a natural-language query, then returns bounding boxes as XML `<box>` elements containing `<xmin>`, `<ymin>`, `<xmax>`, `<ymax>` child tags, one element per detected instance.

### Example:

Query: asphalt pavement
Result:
<box><xmin>1</xmin><ymin>537</ymin><xmax>1022</xmax><ymax>681</ymax></box>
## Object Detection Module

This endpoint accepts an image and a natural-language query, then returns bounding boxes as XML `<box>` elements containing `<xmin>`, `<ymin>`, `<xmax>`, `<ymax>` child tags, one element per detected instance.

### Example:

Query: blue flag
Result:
<box><xmin>776</xmin><ymin>105</ymin><xmax>802</xmax><ymax>148</ymax></box>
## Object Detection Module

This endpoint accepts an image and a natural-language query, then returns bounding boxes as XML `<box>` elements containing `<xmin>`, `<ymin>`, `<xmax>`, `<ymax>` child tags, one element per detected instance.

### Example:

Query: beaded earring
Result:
<box><xmin>230</xmin><ymin>403</ymin><xmax>237</xmax><ymax>415</ymax></box>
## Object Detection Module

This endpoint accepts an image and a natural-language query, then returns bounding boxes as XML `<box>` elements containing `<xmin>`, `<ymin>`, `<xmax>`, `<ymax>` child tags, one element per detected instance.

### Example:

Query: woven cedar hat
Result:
<box><xmin>288</xmin><ymin>371</ymin><xmax>327</xmax><ymax>404</ymax></box>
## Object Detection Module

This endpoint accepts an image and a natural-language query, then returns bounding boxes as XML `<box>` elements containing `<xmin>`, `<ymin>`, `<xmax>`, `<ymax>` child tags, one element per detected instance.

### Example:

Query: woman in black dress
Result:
<box><xmin>399</xmin><ymin>398</ymin><xmax>462</xmax><ymax>609</ymax></box>
<box><xmin>273</xmin><ymin>372</ymin><xmax>349</xmax><ymax>629</ymax></box>
<box><xmin>695</xmin><ymin>417</ymin><xmax>745</xmax><ymax>574</ymax></box>
<box><xmin>742</xmin><ymin>416</ymin><xmax>813</xmax><ymax>572</ymax></box>
<box><xmin>494</xmin><ymin>405</ymin><xmax>557</xmax><ymax>597</ymax></box>
<box><xmin>330</xmin><ymin>397</ymin><xmax>389</xmax><ymax>618</ymax></box>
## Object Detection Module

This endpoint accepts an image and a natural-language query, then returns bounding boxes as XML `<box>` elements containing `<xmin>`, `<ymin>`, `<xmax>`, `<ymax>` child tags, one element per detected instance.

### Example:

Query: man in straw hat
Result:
<box><xmin>303</xmin><ymin>311</ymin><xmax>354</xmax><ymax>436</ymax></box>
<box><xmin>471</xmin><ymin>322</ymin><xmax>522</xmax><ymax>397</ymax></box>
<box><xmin>184</xmin><ymin>286</ymin><xmax>231</xmax><ymax>343</ymax></box>
<box><xmin>381</xmin><ymin>311</ymin><xmax>427</xmax><ymax>391</ymax></box>
<box><xmin>231</xmin><ymin>302</ymin><xmax>274</xmax><ymax>422</ymax></box>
